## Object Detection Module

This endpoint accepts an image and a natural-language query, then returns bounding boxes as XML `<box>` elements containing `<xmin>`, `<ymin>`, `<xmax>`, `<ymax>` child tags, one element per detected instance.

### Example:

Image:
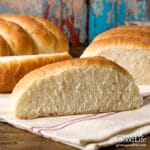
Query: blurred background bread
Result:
<box><xmin>81</xmin><ymin>26</ymin><xmax>150</xmax><ymax>85</ymax></box>
<box><xmin>0</xmin><ymin>13</ymin><xmax>69</xmax><ymax>56</ymax></box>
<box><xmin>0</xmin><ymin>1</ymin><xmax>150</xmax><ymax>53</ymax></box>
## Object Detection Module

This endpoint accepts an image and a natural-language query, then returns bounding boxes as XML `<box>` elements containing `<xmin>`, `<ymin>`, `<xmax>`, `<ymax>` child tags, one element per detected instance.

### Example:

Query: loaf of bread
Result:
<box><xmin>92</xmin><ymin>25</ymin><xmax>150</xmax><ymax>43</ymax></box>
<box><xmin>11</xmin><ymin>56</ymin><xmax>142</xmax><ymax>119</ymax></box>
<box><xmin>81</xmin><ymin>26</ymin><xmax>150</xmax><ymax>85</ymax></box>
<box><xmin>0</xmin><ymin>13</ymin><xmax>69</xmax><ymax>55</ymax></box>
<box><xmin>0</xmin><ymin>52</ymin><xmax>71</xmax><ymax>93</ymax></box>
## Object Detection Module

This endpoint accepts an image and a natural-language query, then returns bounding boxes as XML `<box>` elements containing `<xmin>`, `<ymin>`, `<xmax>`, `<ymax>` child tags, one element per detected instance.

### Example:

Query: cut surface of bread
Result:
<box><xmin>0</xmin><ymin>52</ymin><xmax>71</xmax><ymax>93</ymax></box>
<box><xmin>11</xmin><ymin>56</ymin><xmax>142</xmax><ymax>119</ymax></box>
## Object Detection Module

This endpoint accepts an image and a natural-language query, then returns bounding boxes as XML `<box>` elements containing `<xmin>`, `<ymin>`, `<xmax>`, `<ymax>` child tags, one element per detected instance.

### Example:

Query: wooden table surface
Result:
<box><xmin>0</xmin><ymin>122</ymin><xmax>150</xmax><ymax>150</ymax></box>
<box><xmin>0</xmin><ymin>48</ymin><xmax>150</xmax><ymax>150</ymax></box>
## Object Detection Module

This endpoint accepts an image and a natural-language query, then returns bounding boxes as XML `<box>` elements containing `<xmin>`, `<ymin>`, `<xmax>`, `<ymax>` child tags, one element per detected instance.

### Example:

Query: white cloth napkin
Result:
<box><xmin>0</xmin><ymin>85</ymin><xmax>150</xmax><ymax>150</ymax></box>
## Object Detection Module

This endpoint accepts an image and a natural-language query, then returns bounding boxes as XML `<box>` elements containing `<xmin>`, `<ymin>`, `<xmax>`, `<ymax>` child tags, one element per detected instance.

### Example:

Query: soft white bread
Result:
<box><xmin>11</xmin><ymin>56</ymin><xmax>142</xmax><ymax>119</ymax></box>
<box><xmin>81</xmin><ymin>26</ymin><xmax>150</xmax><ymax>85</ymax></box>
<box><xmin>0</xmin><ymin>13</ymin><xmax>69</xmax><ymax>55</ymax></box>
<box><xmin>0</xmin><ymin>52</ymin><xmax>72</xmax><ymax>93</ymax></box>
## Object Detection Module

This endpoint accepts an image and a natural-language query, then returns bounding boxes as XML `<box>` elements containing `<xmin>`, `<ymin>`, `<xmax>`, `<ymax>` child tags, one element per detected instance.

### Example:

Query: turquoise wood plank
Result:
<box><xmin>88</xmin><ymin>0</ymin><xmax>150</xmax><ymax>43</ymax></box>
<box><xmin>117</xmin><ymin>0</ymin><xmax>125</xmax><ymax>25</ymax></box>
<box><xmin>88</xmin><ymin>0</ymin><xmax>117</xmax><ymax>43</ymax></box>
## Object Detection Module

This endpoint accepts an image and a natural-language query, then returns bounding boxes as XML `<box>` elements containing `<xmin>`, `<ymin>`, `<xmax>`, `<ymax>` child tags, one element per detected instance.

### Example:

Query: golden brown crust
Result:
<box><xmin>0</xmin><ymin>36</ymin><xmax>11</xmax><ymax>56</ymax></box>
<box><xmin>86</xmin><ymin>37</ymin><xmax>150</xmax><ymax>52</ymax></box>
<box><xmin>111</xmin><ymin>25</ymin><xmax>150</xmax><ymax>32</ymax></box>
<box><xmin>29</xmin><ymin>14</ymin><xmax>69</xmax><ymax>52</ymax></box>
<box><xmin>93</xmin><ymin>29</ymin><xmax>150</xmax><ymax>42</ymax></box>
<box><xmin>0</xmin><ymin>53</ymin><xmax>72</xmax><ymax>93</ymax></box>
<box><xmin>13</xmin><ymin>56</ymin><xmax>128</xmax><ymax>95</ymax></box>
<box><xmin>0</xmin><ymin>13</ymin><xmax>56</xmax><ymax>54</ymax></box>
<box><xmin>0</xmin><ymin>13</ymin><xmax>69</xmax><ymax>55</ymax></box>
<box><xmin>92</xmin><ymin>25</ymin><xmax>150</xmax><ymax>43</ymax></box>
<box><xmin>0</xmin><ymin>18</ymin><xmax>33</xmax><ymax>55</ymax></box>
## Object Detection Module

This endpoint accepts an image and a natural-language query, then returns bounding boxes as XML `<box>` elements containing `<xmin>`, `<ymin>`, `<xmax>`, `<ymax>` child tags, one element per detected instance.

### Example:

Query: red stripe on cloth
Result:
<box><xmin>31</xmin><ymin>112</ymin><xmax>116</xmax><ymax>133</ymax></box>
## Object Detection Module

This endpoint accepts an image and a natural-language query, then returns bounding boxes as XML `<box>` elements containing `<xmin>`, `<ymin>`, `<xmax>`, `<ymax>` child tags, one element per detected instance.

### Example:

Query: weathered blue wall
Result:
<box><xmin>88</xmin><ymin>0</ymin><xmax>117</xmax><ymax>42</ymax></box>
<box><xmin>88</xmin><ymin>0</ymin><xmax>150</xmax><ymax>42</ymax></box>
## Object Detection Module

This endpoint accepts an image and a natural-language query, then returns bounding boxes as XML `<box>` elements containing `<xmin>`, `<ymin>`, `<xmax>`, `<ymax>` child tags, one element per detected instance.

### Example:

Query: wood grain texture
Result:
<box><xmin>88</xmin><ymin>0</ymin><xmax>117</xmax><ymax>42</ymax></box>
<box><xmin>0</xmin><ymin>122</ymin><xmax>77</xmax><ymax>150</ymax></box>
<box><xmin>0</xmin><ymin>122</ymin><xmax>150</xmax><ymax>150</ymax></box>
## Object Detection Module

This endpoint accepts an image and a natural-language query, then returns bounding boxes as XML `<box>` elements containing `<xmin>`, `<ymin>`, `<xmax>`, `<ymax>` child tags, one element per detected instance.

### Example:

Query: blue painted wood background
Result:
<box><xmin>0</xmin><ymin>0</ymin><xmax>149</xmax><ymax>46</ymax></box>
<box><xmin>88</xmin><ymin>0</ymin><xmax>150</xmax><ymax>42</ymax></box>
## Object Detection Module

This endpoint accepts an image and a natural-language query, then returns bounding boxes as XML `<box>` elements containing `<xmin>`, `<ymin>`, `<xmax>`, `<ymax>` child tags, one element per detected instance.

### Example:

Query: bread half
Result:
<box><xmin>0</xmin><ymin>52</ymin><xmax>71</xmax><ymax>92</ymax></box>
<box><xmin>11</xmin><ymin>56</ymin><xmax>142</xmax><ymax>119</ymax></box>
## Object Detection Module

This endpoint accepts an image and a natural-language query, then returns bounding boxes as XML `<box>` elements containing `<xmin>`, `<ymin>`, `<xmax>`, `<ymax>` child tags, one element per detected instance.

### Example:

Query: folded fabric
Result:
<box><xmin>0</xmin><ymin>85</ymin><xmax>150</xmax><ymax>150</ymax></box>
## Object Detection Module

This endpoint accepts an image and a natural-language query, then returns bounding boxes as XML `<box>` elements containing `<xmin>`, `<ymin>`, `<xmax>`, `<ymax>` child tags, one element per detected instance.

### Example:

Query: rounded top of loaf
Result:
<box><xmin>107</xmin><ymin>25</ymin><xmax>150</xmax><ymax>32</ymax></box>
<box><xmin>93</xmin><ymin>29</ymin><xmax>150</xmax><ymax>42</ymax></box>
<box><xmin>93</xmin><ymin>25</ymin><xmax>150</xmax><ymax>42</ymax></box>
<box><xmin>87</xmin><ymin>26</ymin><xmax>150</xmax><ymax>56</ymax></box>
<box><xmin>82</xmin><ymin>36</ymin><xmax>150</xmax><ymax>57</ymax></box>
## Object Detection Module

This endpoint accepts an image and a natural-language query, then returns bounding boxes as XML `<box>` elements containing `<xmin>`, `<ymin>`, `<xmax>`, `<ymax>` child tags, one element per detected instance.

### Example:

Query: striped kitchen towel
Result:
<box><xmin>0</xmin><ymin>85</ymin><xmax>150</xmax><ymax>150</ymax></box>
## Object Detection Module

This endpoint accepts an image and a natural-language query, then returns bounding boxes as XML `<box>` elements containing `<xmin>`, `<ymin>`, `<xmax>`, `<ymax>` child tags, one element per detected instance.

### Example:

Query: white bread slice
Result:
<box><xmin>11</xmin><ymin>56</ymin><xmax>142</xmax><ymax>119</ymax></box>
